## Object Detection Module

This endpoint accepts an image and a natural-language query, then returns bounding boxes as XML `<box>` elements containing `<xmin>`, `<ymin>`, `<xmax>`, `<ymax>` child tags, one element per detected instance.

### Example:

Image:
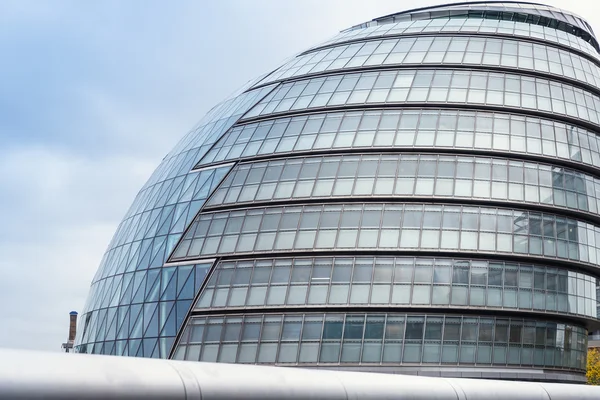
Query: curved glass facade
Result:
<box><xmin>265</xmin><ymin>36</ymin><xmax>600</xmax><ymax>88</ymax></box>
<box><xmin>318</xmin><ymin>18</ymin><xmax>599</xmax><ymax>60</ymax></box>
<box><xmin>174</xmin><ymin>313</ymin><xmax>587</xmax><ymax>372</ymax></box>
<box><xmin>194</xmin><ymin>257</ymin><xmax>597</xmax><ymax>319</ymax></box>
<box><xmin>78</xmin><ymin>1</ymin><xmax>600</xmax><ymax>383</ymax></box>
<box><xmin>206</xmin><ymin>154</ymin><xmax>600</xmax><ymax>217</ymax></box>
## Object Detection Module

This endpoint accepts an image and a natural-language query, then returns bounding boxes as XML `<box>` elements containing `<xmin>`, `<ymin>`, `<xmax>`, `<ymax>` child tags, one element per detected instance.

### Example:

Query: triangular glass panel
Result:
<box><xmin>186</xmin><ymin>200</ymin><xmax>204</xmax><ymax>226</ymax></box>
<box><xmin>177</xmin><ymin>270</ymin><xmax>195</xmax><ymax>300</ymax></box>
<box><xmin>193</xmin><ymin>170</ymin><xmax>211</xmax><ymax>191</ymax></box>
<box><xmin>83</xmin><ymin>312</ymin><xmax>97</xmax><ymax>344</ymax></box>
<box><xmin>115</xmin><ymin>244</ymin><xmax>131</xmax><ymax>275</ymax></box>
<box><xmin>176</xmin><ymin>299</ymin><xmax>193</xmax><ymax>332</ymax></box>
<box><xmin>136</xmin><ymin>238</ymin><xmax>153</xmax><ymax>264</ymax></box>
<box><xmin>213</xmin><ymin>166</ymin><xmax>229</xmax><ymax>184</ymax></box>
<box><xmin>145</xmin><ymin>181</ymin><xmax>164</xmax><ymax>206</ymax></box>
<box><xmin>157</xmin><ymin>210</ymin><xmax>175</xmax><ymax>237</ymax></box>
<box><xmin>195</xmin><ymin>263</ymin><xmax>212</xmax><ymax>289</ymax></box>
<box><xmin>145</xmin><ymin>273</ymin><xmax>161</xmax><ymax>303</ymax></box>
<box><xmin>105</xmin><ymin>307</ymin><xmax>118</xmax><ymax>341</ymax></box>
<box><xmin>149</xmin><ymin>235</ymin><xmax>166</xmax><ymax>259</ymax></box>
<box><xmin>154</xmin><ymin>182</ymin><xmax>173</xmax><ymax>209</ymax></box>
<box><xmin>140</xmin><ymin>338</ymin><xmax>156</xmax><ymax>358</ymax></box>
<box><xmin>119</xmin><ymin>273</ymin><xmax>135</xmax><ymax>305</ymax></box>
<box><xmin>144</xmin><ymin>306</ymin><xmax>159</xmax><ymax>338</ymax></box>
<box><xmin>122</xmin><ymin>341</ymin><xmax>129</xmax><ymax>357</ymax></box>
<box><xmin>130</xmin><ymin>339</ymin><xmax>142</xmax><ymax>357</ymax></box>
<box><xmin>107</xmin><ymin>341</ymin><xmax>116</xmax><ymax>356</ymax></box>
<box><xmin>144</xmin><ymin>208</ymin><xmax>164</xmax><ymax>238</ymax></box>
<box><xmin>143</xmin><ymin>302</ymin><xmax>158</xmax><ymax>329</ymax></box>
<box><xmin>116</xmin><ymin>340</ymin><xmax>126</xmax><ymax>356</ymax></box>
<box><xmin>150</xmin><ymin>340</ymin><xmax>160</xmax><ymax>359</ymax></box>
<box><xmin>130</xmin><ymin>271</ymin><xmax>146</xmax><ymax>304</ymax></box>
<box><xmin>178</xmin><ymin>176</ymin><xmax>199</xmax><ymax>203</ymax></box>
<box><xmin>160</xmin><ymin>267</ymin><xmax>177</xmax><ymax>301</ymax></box>
<box><xmin>169</xmin><ymin>206</ymin><xmax>189</xmax><ymax>234</ymax></box>
<box><xmin>98</xmin><ymin>278</ymin><xmax>114</xmax><ymax>309</ymax></box>
<box><xmin>175</xmin><ymin>300</ymin><xmax>192</xmax><ymax>332</ymax></box>
<box><xmin>133</xmin><ymin>211</ymin><xmax>151</xmax><ymax>241</ymax></box>
<box><xmin>145</xmin><ymin>221</ymin><xmax>161</xmax><ymax>244</ymax></box>
<box><xmin>159</xmin><ymin>301</ymin><xmax>176</xmax><ymax>332</ymax></box>
<box><xmin>129</xmin><ymin>303</ymin><xmax>142</xmax><ymax>325</ymax></box>
<box><xmin>193</xmin><ymin>175</ymin><xmax>214</xmax><ymax>200</ymax></box>
<box><xmin>125</xmin><ymin>241</ymin><xmax>142</xmax><ymax>273</ymax></box>
<box><xmin>109</xmin><ymin>280</ymin><xmax>123</xmax><ymax>308</ymax></box>
<box><xmin>159</xmin><ymin>306</ymin><xmax>177</xmax><ymax>338</ymax></box>
<box><xmin>145</xmin><ymin>269</ymin><xmax>160</xmax><ymax>298</ymax></box>
<box><xmin>160</xmin><ymin>276</ymin><xmax>177</xmax><ymax>302</ymax></box>
<box><xmin>94</xmin><ymin>309</ymin><xmax>108</xmax><ymax>342</ymax></box>
<box><xmin>131</xmin><ymin>274</ymin><xmax>148</xmax><ymax>304</ymax></box>
<box><xmin>129</xmin><ymin>308</ymin><xmax>144</xmax><ymax>338</ymax></box>
<box><xmin>159</xmin><ymin>337</ymin><xmax>176</xmax><ymax>359</ymax></box>
<box><xmin>136</xmin><ymin>240</ymin><xmax>154</xmax><ymax>271</ymax></box>
<box><xmin>117</xmin><ymin>307</ymin><xmax>130</xmax><ymax>340</ymax></box>
<box><xmin>166</xmin><ymin>178</ymin><xmax>186</xmax><ymax>205</ymax></box>
<box><xmin>182</xmin><ymin>171</ymin><xmax>200</xmax><ymax>191</ymax></box>
<box><xmin>172</xmin><ymin>202</ymin><xmax>190</xmax><ymax>225</ymax></box>
<box><xmin>176</xmin><ymin>265</ymin><xmax>193</xmax><ymax>295</ymax></box>
<box><xmin>166</xmin><ymin>175</ymin><xmax>185</xmax><ymax>198</ymax></box>
<box><xmin>149</xmin><ymin>240</ymin><xmax>167</xmax><ymax>269</ymax></box>
<box><xmin>156</xmin><ymin>205</ymin><xmax>175</xmax><ymax>232</ymax></box>
<box><xmin>165</xmin><ymin>234</ymin><xmax>182</xmax><ymax>259</ymax></box>
<box><xmin>116</xmin><ymin>305</ymin><xmax>127</xmax><ymax>328</ymax></box>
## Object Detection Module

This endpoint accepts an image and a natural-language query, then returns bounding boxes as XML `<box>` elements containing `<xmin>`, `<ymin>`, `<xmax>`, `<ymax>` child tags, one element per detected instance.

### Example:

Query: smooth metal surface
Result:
<box><xmin>1</xmin><ymin>349</ymin><xmax>600</xmax><ymax>399</ymax></box>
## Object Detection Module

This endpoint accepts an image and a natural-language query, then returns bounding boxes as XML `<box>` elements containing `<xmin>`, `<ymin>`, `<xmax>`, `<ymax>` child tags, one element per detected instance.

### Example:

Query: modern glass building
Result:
<box><xmin>76</xmin><ymin>1</ymin><xmax>600</xmax><ymax>383</ymax></box>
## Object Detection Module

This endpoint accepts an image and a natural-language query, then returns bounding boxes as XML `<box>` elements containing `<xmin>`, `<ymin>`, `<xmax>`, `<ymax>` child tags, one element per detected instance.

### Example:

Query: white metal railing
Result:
<box><xmin>1</xmin><ymin>348</ymin><xmax>600</xmax><ymax>399</ymax></box>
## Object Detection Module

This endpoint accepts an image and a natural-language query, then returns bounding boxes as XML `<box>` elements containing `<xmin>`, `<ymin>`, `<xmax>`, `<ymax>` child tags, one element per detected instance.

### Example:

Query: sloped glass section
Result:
<box><xmin>76</xmin><ymin>84</ymin><xmax>278</xmax><ymax>356</ymax></box>
<box><xmin>77</xmin><ymin>261</ymin><xmax>213</xmax><ymax>358</ymax></box>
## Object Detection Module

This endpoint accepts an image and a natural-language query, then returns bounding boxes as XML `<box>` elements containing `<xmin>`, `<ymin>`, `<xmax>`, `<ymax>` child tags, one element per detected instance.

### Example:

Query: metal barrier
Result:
<box><xmin>1</xmin><ymin>348</ymin><xmax>599</xmax><ymax>399</ymax></box>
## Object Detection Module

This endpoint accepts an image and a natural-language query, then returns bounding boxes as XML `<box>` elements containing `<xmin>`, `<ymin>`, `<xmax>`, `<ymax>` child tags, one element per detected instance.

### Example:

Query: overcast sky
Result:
<box><xmin>1</xmin><ymin>0</ymin><xmax>599</xmax><ymax>352</ymax></box>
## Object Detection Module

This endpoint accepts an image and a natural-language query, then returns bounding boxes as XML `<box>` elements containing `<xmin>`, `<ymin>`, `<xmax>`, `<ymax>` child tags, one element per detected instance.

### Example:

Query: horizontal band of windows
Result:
<box><xmin>203</xmin><ymin>196</ymin><xmax>600</xmax><ymax>231</ymax></box>
<box><xmin>189</xmin><ymin>305</ymin><xmax>598</xmax><ymax>333</ymax></box>
<box><xmin>205</xmin><ymin>154</ymin><xmax>600</xmax><ymax>222</ymax></box>
<box><xmin>242</xmin><ymin>70</ymin><xmax>600</xmax><ymax>130</ymax></box>
<box><xmin>193</xmin><ymin>256</ymin><xmax>597</xmax><ymax>321</ymax></box>
<box><xmin>197</xmin><ymin>109</ymin><xmax>600</xmax><ymax>176</ymax></box>
<box><xmin>309</xmin><ymin>18</ymin><xmax>598</xmax><ymax>63</ymax></box>
<box><xmin>236</xmin><ymin>103</ymin><xmax>600</xmax><ymax>158</ymax></box>
<box><xmin>174</xmin><ymin>312</ymin><xmax>587</xmax><ymax>371</ymax></box>
<box><xmin>261</xmin><ymin>36</ymin><xmax>600</xmax><ymax>93</ymax></box>
<box><xmin>381</xmin><ymin>3</ymin><xmax>591</xmax><ymax>34</ymax></box>
<box><xmin>171</xmin><ymin>203</ymin><xmax>600</xmax><ymax>271</ymax></box>
<box><xmin>369</xmin><ymin>6</ymin><xmax>597</xmax><ymax>48</ymax></box>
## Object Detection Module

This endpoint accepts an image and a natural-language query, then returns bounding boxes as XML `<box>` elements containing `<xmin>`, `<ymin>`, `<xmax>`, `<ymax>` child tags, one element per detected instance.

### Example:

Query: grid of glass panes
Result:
<box><xmin>367</xmin><ymin>4</ymin><xmax>595</xmax><ymax>41</ymax></box>
<box><xmin>77</xmin><ymin>262</ymin><xmax>213</xmax><ymax>358</ymax></box>
<box><xmin>312</xmin><ymin>18</ymin><xmax>599</xmax><ymax>61</ymax></box>
<box><xmin>206</xmin><ymin>154</ymin><xmax>600</xmax><ymax>216</ymax></box>
<box><xmin>194</xmin><ymin>257</ymin><xmax>598</xmax><ymax>319</ymax></box>
<box><xmin>263</xmin><ymin>36</ymin><xmax>600</xmax><ymax>88</ymax></box>
<box><xmin>156</xmin><ymin>84</ymin><xmax>276</xmax><ymax>167</ymax></box>
<box><xmin>75</xmin><ymin>79</ymin><xmax>276</xmax><ymax>355</ymax></box>
<box><xmin>174</xmin><ymin>313</ymin><xmax>587</xmax><ymax>370</ymax></box>
<box><xmin>171</xmin><ymin>203</ymin><xmax>600</xmax><ymax>266</ymax></box>
<box><xmin>198</xmin><ymin>109</ymin><xmax>600</xmax><ymax>170</ymax></box>
<box><xmin>244</xmin><ymin>70</ymin><xmax>600</xmax><ymax>127</ymax></box>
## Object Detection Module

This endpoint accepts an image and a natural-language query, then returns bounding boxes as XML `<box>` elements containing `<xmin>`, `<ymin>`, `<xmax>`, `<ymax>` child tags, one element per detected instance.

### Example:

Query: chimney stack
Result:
<box><xmin>61</xmin><ymin>311</ymin><xmax>78</xmax><ymax>353</ymax></box>
<box><xmin>68</xmin><ymin>311</ymin><xmax>78</xmax><ymax>342</ymax></box>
